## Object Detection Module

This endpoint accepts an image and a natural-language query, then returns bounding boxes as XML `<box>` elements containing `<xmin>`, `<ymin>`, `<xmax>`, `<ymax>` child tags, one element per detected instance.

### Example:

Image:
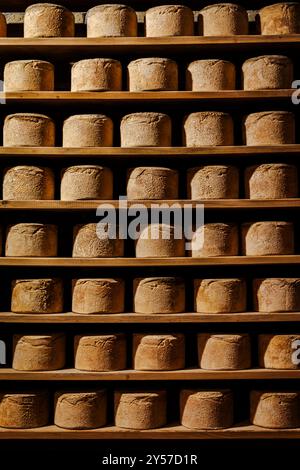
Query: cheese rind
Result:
<box><xmin>114</xmin><ymin>391</ymin><xmax>167</xmax><ymax>429</ymax></box>
<box><xmin>75</xmin><ymin>334</ymin><xmax>126</xmax><ymax>371</ymax></box>
<box><xmin>135</xmin><ymin>224</ymin><xmax>185</xmax><ymax>257</ymax></box>
<box><xmin>194</xmin><ymin>279</ymin><xmax>247</xmax><ymax>313</ymax></box>
<box><xmin>71</xmin><ymin>59</ymin><xmax>122</xmax><ymax>91</ymax></box>
<box><xmin>253</xmin><ymin>278</ymin><xmax>300</xmax><ymax>312</ymax></box>
<box><xmin>4</xmin><ymin>60</ymin><xmax>54</xmax><ymax>92</ymax></box>
<box><xmin>245</xmin><ymin>164</ymin><xmax>298</xmax><ymax>199</ymax></box>
<box><xmin>145</xmin><ymin>5</ymin><xmax>194</xmax><ymax>37</ymax></box>
<box><xmin>250</xmin><ymin>391</ymin><xmax>300</xmax><ymax>428</ymax></box>
<box><xmin>186</xmin><ymin>59</ymin><xmax>236</xmax><ymax>91</ymax></box>
<box><xmin>259</xmin><ymin>3</ymin><xmax>300</xmax><ymax>34</ymax></box>
<box><xmin>187</xmin><ymin>165</ymin><xmax>239</xmax><ymax>199</ymax></box>
<box><xmin>127</xmin><ymin>167</ymin><xmax>178</xmax><ymax>199</ymax></box>
<box><xmin>13</xmin><ymin>333</ymin><xmax>66</xmax><ymax>370</ymax></box>
<box><xmin>63</xmin><ymin>114</ymin><xmax>113</xmax><ymax>147</ymax></box>
<box><xmin>242</xmin><ymin>222</ymin><xmax>294</xmax><ymax>255</ymax></box>
<box><xmin>128</xmin><ymin>58</ymin><xmax>178</xmax><ymax>91</ymax></box>
<box><xmin>73</xmin><ymin>224</ymin><xmax>124</xmax><ymax>257</ymax></box>
<box><xmin>133</xmin><ymin>334</ymin><xmax>185</xmax><ymax>370</ymax></box>
<box><xmin>61</xmin><ymin>165</ymin><xmax>113</xmax><ymax>200</ymax></box>
<box><xmin>121</xmin><ymin>112</ymin><xmax>171</xmax><ymax>147</ymax></box>
<box><xmin>11</xmin><ymin>279</ymin><xmax>64</xmax><ymax>314</ymax></box>
<box><xmin>0</xmin><ymin>391</ymin><xmax>49</xmax><ymax>428</ymax></box>
<box><xmin>243</xmin><ymin>111</ymin><xmax>295</xmax><ymax>145</ymax></box>
<box><xmin>4</xmin><ymin>113</ymin><xmax>55</xmax><ymax>147</ymax></box>
<box><xmin>86</xmin><ymin>4</ymin><xmax>137</xmax><ymax>37</ymax></box>
<box><xmin>242</xmin><ymin>55</ymin><xmax>293</xmax><ymax>90</ymax></box>
<box><xmin>199</xmin><ymin>3</ymin><xmax>248</xmax><ymax>35</ymax></box>
<box><xmin>198</xmin><ymin>333</ymin><xmax>251</xmax><ymax>369</ymax></box>
<box><xmin>24</xmin><ymin>3</ymin><xmax>75</xmax><ymax>37</ymax></box>
<box><xmin>3</xmin><ymin>166</ymin><xmax>55</xmax><ymax>200</ymax></box>
<box><xmin>72</xmin><ymin>278</ymin><xmax>125</xmax><ymax>314</ymax></box>
<box><xmin>6</xmin><ymin>223</ymin><xmax>58</xmax><ymax>257</ymax></box>
<box><xmin>258</xmin><ymin>334</ymin><xmax>300</xmax><ymax>369</ymax></box>
<box><xmin>184</xmin><ymin>112</ymin><xmax>234</xmax><ymax>146</ymax></box>
<box><xmin>133</xmin><ymin>277</ymin><xmax>185</xmax><ymax>314</ymax></box>
<box><xmin>191</xmin><ymin>223</ymin><xmax>239</xmax><ymax>257</ymax></box>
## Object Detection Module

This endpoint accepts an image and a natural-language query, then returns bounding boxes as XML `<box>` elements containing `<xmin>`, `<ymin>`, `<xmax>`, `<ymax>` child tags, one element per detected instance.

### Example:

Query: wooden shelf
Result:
<box><xmin>0</xmin><ymin>146</ymin><xmax>298</xmax><ymax>159</ymax></box>
<box><xmin>0</xmin><ymin>36</ymin><xmax>299</xmax><ymax>57</ymax></box>
<box><xmin>0</xmin><ymin>424</ymin><xmax>300</xmax><ymax>440</ymax></box>
<box><xmin>0</xmin><ymin>90</ymin><xmax>293</xmax><ymax>105</ymax></box>
<box><xmin>0</xmin><ymin>256</ymin><xmax>299</xmax><ymax>267</ymax></box>
<box><xmin>0</xmin><ymin>368</ymin><xmax>299</xmax><ymax>381</ymax></box>
<box><xmin>0</xmin><ymin>199</ymin><xmax>300</xmax><ymax>211</ymax></box>
<box><xmin>0</xmin><ymin>312</ymin><xmax>299</xmax><ymax>323</ymax></box>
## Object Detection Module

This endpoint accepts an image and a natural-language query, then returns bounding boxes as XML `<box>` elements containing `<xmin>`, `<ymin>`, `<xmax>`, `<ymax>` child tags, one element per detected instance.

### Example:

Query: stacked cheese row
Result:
<box><xmin>1</xmin><ymin>3</ymin><xmax>300</xmax><ymax>37</ymax></box>
<box><xmin>2</xmin><ymin>55</ymin><xmax>294</xmax><ymax>92</ymax></box>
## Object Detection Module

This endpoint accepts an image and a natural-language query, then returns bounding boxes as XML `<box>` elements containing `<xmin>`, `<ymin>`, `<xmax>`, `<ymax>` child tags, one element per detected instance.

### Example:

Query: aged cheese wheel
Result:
<box><xmin>13</xmin><ymin>333</ymin><xmax>66</xmax><ymax>371</ymax></box>
<box><xmin>253</xmin><ymin>278</ymin><xmax>300</xmax><ymax>312</ymax></box>
<box><xmin>0</xmin><ymin>391</ymin><xmax>49</xmax><ymax>428</ymax></box>
<box><xmin>186</xmin><ymin>60</ymin><xmax>236</xmax><ymax>91</ymax></box>
<box><xmin>115</xmin><ymin>391</ymin><xmax>167</xmax><ymax>429</ymax></box>
<box><xmin>3</xmin><ymin>166</ymin><xmax>55</xmax><ymax>200</ymax></box>
<box><xmin>128</xmin><ymin>58</ymin><xmax>178</xmax><ymax>91</ymax></box>
<box><xmin>63</xmin><ymin>115</ymin><xmax>113</xmax><ymax>147</ymax></box>
<box><xmin>4</xmin><ymin>60</ymin><xmax>54</xmax><ymax>92</ymax></box>
<box><xmin>134</xmin><ymin>277</ymin><xmax>185</xmax><ymax>314</ymax></box>
<box><xmin>180</xmin><ymin>390</ymin><xmax>234</xmax><ymax>429</ymax></box>
<box><xmin>0</xmin><ymin>13</ymin><xmax>6</xmax><ymax>37</ymax></box>
<box><xmin>259</xmin><ymin>3</ymin><xmax>300</xmax><ymax>34</ymax></box>
<box><xmin>54</xmin><ymin>390</ymin><xmax>107</xmax><ymax>429</ymax></box>
<box><xmin>242</xmin><ymin>56</ymin><xmax>293</xmax><ymax>90</ymax></box>
<box><xmin>75</xmin><ymin>334</ymin><xmax>126</xmax><ymax>371</ymax></box>
<box><xmin>127</xmin><ymin>167</ymin><xmax>178</xmax><ymax>199</ymax></box>
<box><xmin>71</xmin><ymin>59</ymin><xmax>122</xmax><ymax>92</ymax></box>
<box><xmin>121</xmin><ymin>113</ymin><xmax>171</xmax><ymax>147</ymax></box>
<box><xmin>61</xmin><ymin>166</ymin><xmax>113</xmax><ymax>200</ymax></box>
<box><xmin>86</xmin><ymin>4</ymin><xmax>137</xmax><ymax>37</ymax></box>
<box><xmin>258</xmin><ymin>334</ymin><xmax>300</xmax><ymax>369</ymax></box>
<box><xmin>242</xmin><ymin>222</ymin><xmax>294</xmax><ymax>255</ymax></box>
<box><xmin>187</xmin><ymin>166</ymin><xmax>239</xmax><ymax>199</ymax></box>
<box><xmin>11</xmin><ymin>279</ymin><xmax>64</xmax><ymax>314</ymax></box>
<box><xmin>135</xmin><ymin>224</ymin><xmax>185</xmax><ymax>257</ymax></box>
<box><xmin>73</xmin><ymin>223</ymin><xmax>124</xmax><ymax>257</ymax></box>
<box><xmin>199</xmin><ymin>4</ymin><xmax>248</xmax><ymax>36</ymax></box>
<box><xmin>243</xmin><ymin>111</ymin><xmax>295</xmax><ymax>145</ymax></box>
<box><xmin>4</xmin><ymin>113</ymin><xmax>55</xmax><ymax>147</ymax></box>
<box><xmin>133</xmin><ymin>334</ymin><xmax>185</xmax><ymax>370</ymax></box>
<box><xmin>194</xmin><ymin>279</ymin><xmax>246</xmax><ymax>313</ymax></box>
<box><xmin>250</xmin><ymin>391</ymin><xmax>300</xmax><ymax>428</ymax></box>
<box><xmin>245</xmin><ymin>164</ymin><xmax>298</xmax><ymax>199</ymax></box>
<box><xmin>145</xmin><ymin>5</ymin><xmax>194</xmax><ymax>37</ymax></box>
<box><xmin>6</xmin><ymin>223</ymin><xmax>57</xmax><ymax>257</ymax></box>
<box><xmin>183</xmin><ymin>112</ymin><xmax>234</xmax><ymax>146</ymax></box>
<box><xmin>198</xmin><ymin>333</ymin><xmax>251</xmax><ymax>370</ymax></box>
<box><xmin>72</xmin><ymin>278</ymin><xmax>124</xmax><ymax>314</ymax></box>
<box><xmin>191</xmin><ymin>223</ymin><xmax>239</xmax><ymax>257</ymax></box>
<box><xmin>24</xmin><ymin>3</ymin><xmax>74</xmax><ymax>37</ymax></box>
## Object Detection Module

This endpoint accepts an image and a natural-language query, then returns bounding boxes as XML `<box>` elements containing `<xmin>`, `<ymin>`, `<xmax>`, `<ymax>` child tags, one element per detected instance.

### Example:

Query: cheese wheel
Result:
<box><xmin>245</xmin><ymin>164</ymin><xmax>298</xmax><ymax>199</ymax></box>
<box><xmin>75</xmin><ymin>334</ymin><xmax>126</xmax><ymax>371</ymax></box>
<box><xmin>54</xmin><ymin>390</ymin><xmax>107</xmax><ymax>429</ymax></box>
<box><xmin>258</xmin><ymin>334</ymin><xmax>300</xmax><ymax>369</ymax></box>
<box><xmin>133</xmin><ymin>334</ymin><xmax>185</xmax><ymax>370</ymax></box>
<box><xmin>242</xmin><ymin>56</ymin><xmax>293</xmax><ymax>90</ymax></box>
<box><xmin>13</xmin><ymin>333</ymin><xmax>65</xmax><ymax>371</ymax></box>
<box><xmin>61</xmin><ymin>166</ymin><xmax>113</xmax><ymax>200</ymax></box>
<box><xmin>194</xmin><ymin>279</ymin><xmax>246</xmax><ymax>313</ymax></box>
<box><xmin>0</xmin><ymin>391</ymin><xmax>49</xmax><ymax>428</ymax></box>
<box><xmin>253</xmin><ymin>278</ymin><xmax>300</xmax><ymax>312</ymax></box>
<box><xmin>24</xmin><ymin>3</ymin><xmax>75</xmax><ymax>37</ymax></box>
<box><xmin>0</xmin><ymin>13</ymin><xmax>7</xmax><ymax>37</ymax></box>
<box><xmin>87</xmin><ymin>5</ymin><xmax>137</xmax><ymax>37</ymax></box>
<box><xmin>3</xmin><ymin>166</ymin><xmax>55</xmax><ymax>200</ymax></box>
<box><xmin>242</xmin><ymin>221</ymin><xmax>294</xmax><ymax>255</ymax></box>
<box><xmin>183</xmin><ymin>112</ymin><xmax>234</xmax><ymax>146</ymax></box>
<box><xmin>191</xmin><ymin>223</ymin><xmax>239</xmax><ymax>257</ymax></box>
<box><xmin>134</xmin><ymin>277</ymin><xmax>185</xmax><ymax>314</ymax></box>
<box><xmin>250</xmin><ymin>391</ymin><xmax>300</xmax><ymax>428</ymax></box>
<box><xmin>187</xmin><ymin>166</ymin><xmax>239</xmax><ymax>199</ymax></box>
<box><xmin>73</xmin><ymin>223</ymin><xmax>124</xmax><ymax>257</ymax></box>
<box><xmin>180</xmin><ymin>389</ymin><xmax>234</xmax><ymax>429</ymax></box>
<box><xmin>6</xmin><ymin>223</ymin><xmax>58</xmax><ymax>257</ymax></box>
<box><xmin>63</xmin><ymin>115</ymin><xmax>113</xmax><ymax>147</ymax></box>
<box><xmin>72</xmin><ymin>278</ymin><xmax>124</xmax><ymax>314</ymax></box>
<box><xmin>145</xmin><ymin>5</ymin><xmax>194</xmax><ymax>37</ymax></box>
<box><xmin>135</xmin><ymin>224</ymin><xmax>185</xmax><ymax>257</ymax></box>
<box><xmin>11</xmin><ymin>279</ymin><xmax>64</xmax><ymax>314</ymax></box>
<box><xmin>71</xmin><ymin>59</ymin><xmax>122</xmax><ymax>92</ymax></box>
<box><xmin>4</xmin><ymin>60</ymin><xmax>54</xmax><ymax>92</ymax></box>
<box><xmin>4</xmin><ymin>114</ymin><xmax>55</xmax><ymax>147</ymax></box>
<box><xmin>128</xmin><ymin>58</ymin><xmax>178</xmax><ymax>91</ymax></box>
<box><xmin>127</xmin><ymin>167</ymin><xmax>178</xmax><ymax>199</ymax></box>
<box><xmin>121</xmin><ymin>113</ymin><xmax>171</xmax><ymax>147</ymax></box>
<box><xmin>186</xmin><ymin>60</ymin><xmax>236</xmax><ymax>91</ymax></box>
<box><xmin>258</xmin><ymin>3</ymin><xmax>300</xmax><ymax>34</ymax></box>
<box><xmin>243</xmin><ymin>111</ymin><xmax>295</xmax><ymax>145</ymax></box>
<box><xmin>199</xmin><ymin>4</ymin><xmax>248</xmax><ymax>36</ymax></box>
<box><xmin>115</xmin><ymin>391</ymin><xmax>167</xmax><ymax>429</ymax></box>
<box><xmin>198</xmin><ymin>333</ymin><xmax>251</xmax><ymax>369</ymax></box>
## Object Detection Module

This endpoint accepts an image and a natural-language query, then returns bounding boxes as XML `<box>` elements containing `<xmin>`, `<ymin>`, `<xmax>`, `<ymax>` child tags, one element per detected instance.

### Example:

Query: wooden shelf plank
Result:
<box><xmin>0</xmin><ymin>90</ymin><xmax>293</xmax><ymax>104</ymax></box>
<box><xmin>0</xmin><ymin>199</ymin><xmax>300</xmax><ymax>210</ymax></box>
<box><xmin>0</xmin><ymin>312</ymin><xmax>299</xmax><ymax>323</ymax></box>
<box><xmin>0</xmin><ymin>368</ymin><xmax>299</xmax><ymax>381</ymax></box>
<box><xmin>0</xmin><ymin>146</ymin><xmax>298</xmax><ymax>158</ymax></box>
<box><xmin>0</xmin><ymin>256</ymin><xmax>298</xmax><ymax>267</ymax></box>
<box><xmin>0</xmin><ymin>36</ymin><xmax>299</xmax><ymax>57</ymax></box>
<box><xmin>0</xmin><ymin>424</ymin><xmax>299</xmax><ymax>439</ymax></box>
